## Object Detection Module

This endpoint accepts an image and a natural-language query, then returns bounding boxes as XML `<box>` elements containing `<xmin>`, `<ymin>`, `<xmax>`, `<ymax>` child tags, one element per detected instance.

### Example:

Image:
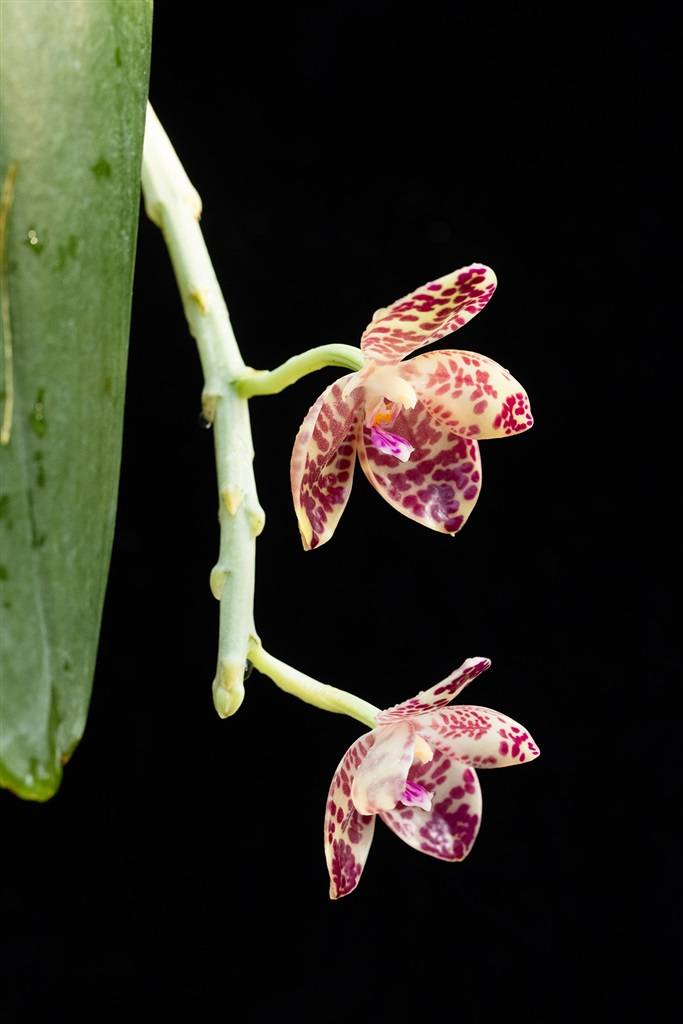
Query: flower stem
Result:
<box><xmin>141</xmin><ymin>103</ymin><xmax>263</xmax><ymax>718</ymax></box>
<box><xmin>248</xmin><ymin>642</ymin><xmax>380</xmax><ymax>729</ymax></box>
<box><xmin>235</xmin><ymin>344</ymin><xmax>364</xmax><ymax>397</ymax></box>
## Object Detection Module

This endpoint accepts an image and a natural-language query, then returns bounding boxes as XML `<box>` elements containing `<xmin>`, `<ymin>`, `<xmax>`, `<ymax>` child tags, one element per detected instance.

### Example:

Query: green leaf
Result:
<box><xmin>0</xmin><ymin>0</ymin><xmax>153</xmax><ymax>800</ymax></box>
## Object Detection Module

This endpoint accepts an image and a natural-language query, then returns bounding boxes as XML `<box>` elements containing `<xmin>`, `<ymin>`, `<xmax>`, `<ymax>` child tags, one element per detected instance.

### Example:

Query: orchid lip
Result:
<box><xmin>369</xmin><ymin>425</ymin><xmax>414</xmax><ymax>462</ymax></box>
<box><xmin>401</xmin><ymin>780</ymin><xmax>432</xmax><ymax>812</ymax></box>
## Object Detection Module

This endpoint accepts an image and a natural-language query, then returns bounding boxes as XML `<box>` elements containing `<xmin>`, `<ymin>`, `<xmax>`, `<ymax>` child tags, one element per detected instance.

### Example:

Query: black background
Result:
<box><xmin>2</xmin><ymin>4</ymin><xmax>677</xmax><ymax>1020</ymax></box>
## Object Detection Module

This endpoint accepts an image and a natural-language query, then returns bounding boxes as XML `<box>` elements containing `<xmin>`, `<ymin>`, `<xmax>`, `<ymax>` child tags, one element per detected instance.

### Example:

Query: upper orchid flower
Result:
<box><xmin>291</xmin><ymin>264</ymin><xmax>533</xmax><ymax>549</ymax></box>
<box><xmin>324</xmin><ymin>656</ymin><xmax>539</xmax><ymax>899</ymax></box>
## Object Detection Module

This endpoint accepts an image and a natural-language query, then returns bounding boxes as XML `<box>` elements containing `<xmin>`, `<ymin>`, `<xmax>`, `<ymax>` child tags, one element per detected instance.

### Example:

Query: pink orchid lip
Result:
<box><xmin>369</xmin><ymin>425</ymin><xmax>414</xmax><ymax>462</ymax></box>
<box><xmin>401</xmin><ymin>779</ymin><xmax>432</xmax><ymax>811</ymax></box>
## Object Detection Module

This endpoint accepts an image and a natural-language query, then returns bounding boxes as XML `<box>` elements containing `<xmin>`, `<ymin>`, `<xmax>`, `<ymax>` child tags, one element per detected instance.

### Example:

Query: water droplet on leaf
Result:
<box><xmin>29</xmin><ymin>388</ymin><xmax>46</xmax><ymax>437</ymax></box>
<box><xmin>25</xmin><ymin>228</ymin><xmax>44</xmax><ymax>254</ymax></box>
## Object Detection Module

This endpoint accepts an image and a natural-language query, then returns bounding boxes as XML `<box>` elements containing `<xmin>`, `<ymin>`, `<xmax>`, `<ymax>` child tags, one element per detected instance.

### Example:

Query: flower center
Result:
<box><xmin>342</xmin><ymin>362</ymin><xmax>417</xmax><ymax>427</ymax></box>
<box><xmin>398</xmin><ymin>735</ymin><xmax>434</xmax><ymax>811</ymax></box>
<box><xmin>361</xmin><ymin>364</ymin><xmax>417</xmax><ymax>428</ymax></box>
<box><xmin>371</xmin><ymin>408</ymin><xmax>393</xmax><ymax>427</ymax></box>
<box><xmin>358</xmin><ymin>364</ymin><xmax>417</xmax><ymax>462</ymax></box>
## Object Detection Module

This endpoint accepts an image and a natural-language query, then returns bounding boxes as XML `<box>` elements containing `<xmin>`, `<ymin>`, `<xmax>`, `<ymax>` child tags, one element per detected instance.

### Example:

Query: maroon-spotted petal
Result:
<box><xmin>290</xmin><ymin>375</ymin><xmax>364</xmax><ymax>550</ymax></box>
<box><xmin>360</xmin><ymin>265</ymin><xmax>497</xmax><ymax>365</ymax></box>
<box><xmin>403</xmin><ymin>349</ymin><xmax>534</xmax><ymax>439</ymax></box>
<box><xmin>357</xmin><ymin>402</ymin><xmax>483</xmax><ymax>536</ymax></box>
<box><xmin>377</xmin><ymin>657</ymin><xmax>491</xmax><ymax>724</ymax></box>
<box><xmin>380</xmin><ymin>750</ymin><xmax>482</xmax><ymax>861</ymax></box>
<box><xmin>325</xmin><ymin>731</ymin><xmax>378</xmax><ymax>899</ymax></box>
<box><xmin>416</xmin><ymin>706</ymin><xmax>541</xmax><ymax>768</ymax></box>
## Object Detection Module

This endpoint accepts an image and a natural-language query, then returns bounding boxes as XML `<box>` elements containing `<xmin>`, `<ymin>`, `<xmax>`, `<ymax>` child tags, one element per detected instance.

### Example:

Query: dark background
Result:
<box><xmin>2</xmin><ymin>4</ymin><xmax>676</xmax><ymax>1020</ymax></box>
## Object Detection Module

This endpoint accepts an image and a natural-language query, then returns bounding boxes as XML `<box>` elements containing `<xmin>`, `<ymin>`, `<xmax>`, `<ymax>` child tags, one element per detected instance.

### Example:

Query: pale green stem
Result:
<box><xmin>248</xmin><ymin>642</ymin><xmax>380</xmax><ymax>730</ymax></box>
<box><xmin>235</xmin><ymin>344</ymin><xmax>365</xmax><ymax>397</ymax></box>
<box><xmin>141</xmin><ymin>103</ymin><xmax>264</xmax><ymax>718</ymax></box>
<box><xmin>141</xmin><ymin>105</ymin><xmax>376</xmax><ymax>726</ymax></box>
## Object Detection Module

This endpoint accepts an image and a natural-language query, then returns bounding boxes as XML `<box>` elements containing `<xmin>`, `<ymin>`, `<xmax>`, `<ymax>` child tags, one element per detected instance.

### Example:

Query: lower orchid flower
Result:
<box><xmin>291</xmin><ymin>264</ymin><xmax>533</xmax><ymax>549</ymax></box>
<box><xmin>324</xmin><ymin>656</ymin><xmax>539</xmax><ymax>899</ymax></box>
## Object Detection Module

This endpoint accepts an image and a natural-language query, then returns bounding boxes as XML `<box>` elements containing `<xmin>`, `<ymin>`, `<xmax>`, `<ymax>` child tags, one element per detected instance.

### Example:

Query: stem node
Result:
<box><xmin>221</xmin><ymin>486</ymin><xmax>244</xmax><ymax>516</ymax></box>
<box><xmin>248</xmin><ymin>508</ymin><xmax>266</xmax><ymax>537</ymax></box>
<box><xmin>209</xmin><ymin>565</ymin><xmax>230</xmax><ymax>600</ymax></box>
<box><xmin>213</xmin><ymin>659</ymin><xmax>246</xmax><ymax>718</ymax></box>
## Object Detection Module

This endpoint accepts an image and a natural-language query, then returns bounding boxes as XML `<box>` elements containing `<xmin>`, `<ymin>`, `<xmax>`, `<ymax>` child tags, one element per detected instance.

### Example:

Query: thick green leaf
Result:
<box><xmin>0</xmin><ymin>0</ymin><xmax>152</xmax><ymax>799</ymax></box>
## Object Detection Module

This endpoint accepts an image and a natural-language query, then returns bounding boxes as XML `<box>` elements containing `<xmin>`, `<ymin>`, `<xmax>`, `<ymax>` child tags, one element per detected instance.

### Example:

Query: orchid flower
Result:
<box><xmin>324</xmin><ymin>656</ymin><xmax>539</xmax><ymax>899</ymax></box>
<box><xmin>291</xmin><ymin>264</ymin><xmax>533</xmax><ymax>549</ymax></box>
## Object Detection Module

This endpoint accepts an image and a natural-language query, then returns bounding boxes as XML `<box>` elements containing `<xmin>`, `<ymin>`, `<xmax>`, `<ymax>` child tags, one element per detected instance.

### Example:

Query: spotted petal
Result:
<box><xmin>380</xmin><ymin>751</ymin><xmax>482</xmax><ymax>861</ymax></box>
<box><xmin>377</xmin><ymin>657</ymin><xmax>491</xmax><ymax>724</ymax></box>
<box><xmin>290</xmin><ymin>375</ymin><xmax>364</xmax><ymax>550</ymax></box>
<box><xmin>360</xmin><ymin>265</ymin><xmax>497</xmax><ymax>365</ymax></box>
<box><xmin>357</xmin><ymin>402</ymin><xmax>482</xmax><ymax>535</ymax></box>
<box><xmin>403</xmin><ymin>350</ymin><xmax>533</xmax><ymax>439</ymax></box>
<box><xmin>325</xmin><ymin>733</ymin><xmax>378</xmax><ymax>899</ymax></box>
<box><xmin>416</xmin><ymin>706</ymin><xmax>541</xmax><ymax>768</ymax></box>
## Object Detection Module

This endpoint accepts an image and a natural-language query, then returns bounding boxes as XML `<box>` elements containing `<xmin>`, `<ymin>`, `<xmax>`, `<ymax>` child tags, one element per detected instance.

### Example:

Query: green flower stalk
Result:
<box><xmin>142</xmin><ymin>104</ymin><xmax>261</xmax><ymax>717</ymax></box>
<box><xmin>141</xmin><ymin>105</ymin><xmax>373</xmax><ymax>723</ymax></box>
